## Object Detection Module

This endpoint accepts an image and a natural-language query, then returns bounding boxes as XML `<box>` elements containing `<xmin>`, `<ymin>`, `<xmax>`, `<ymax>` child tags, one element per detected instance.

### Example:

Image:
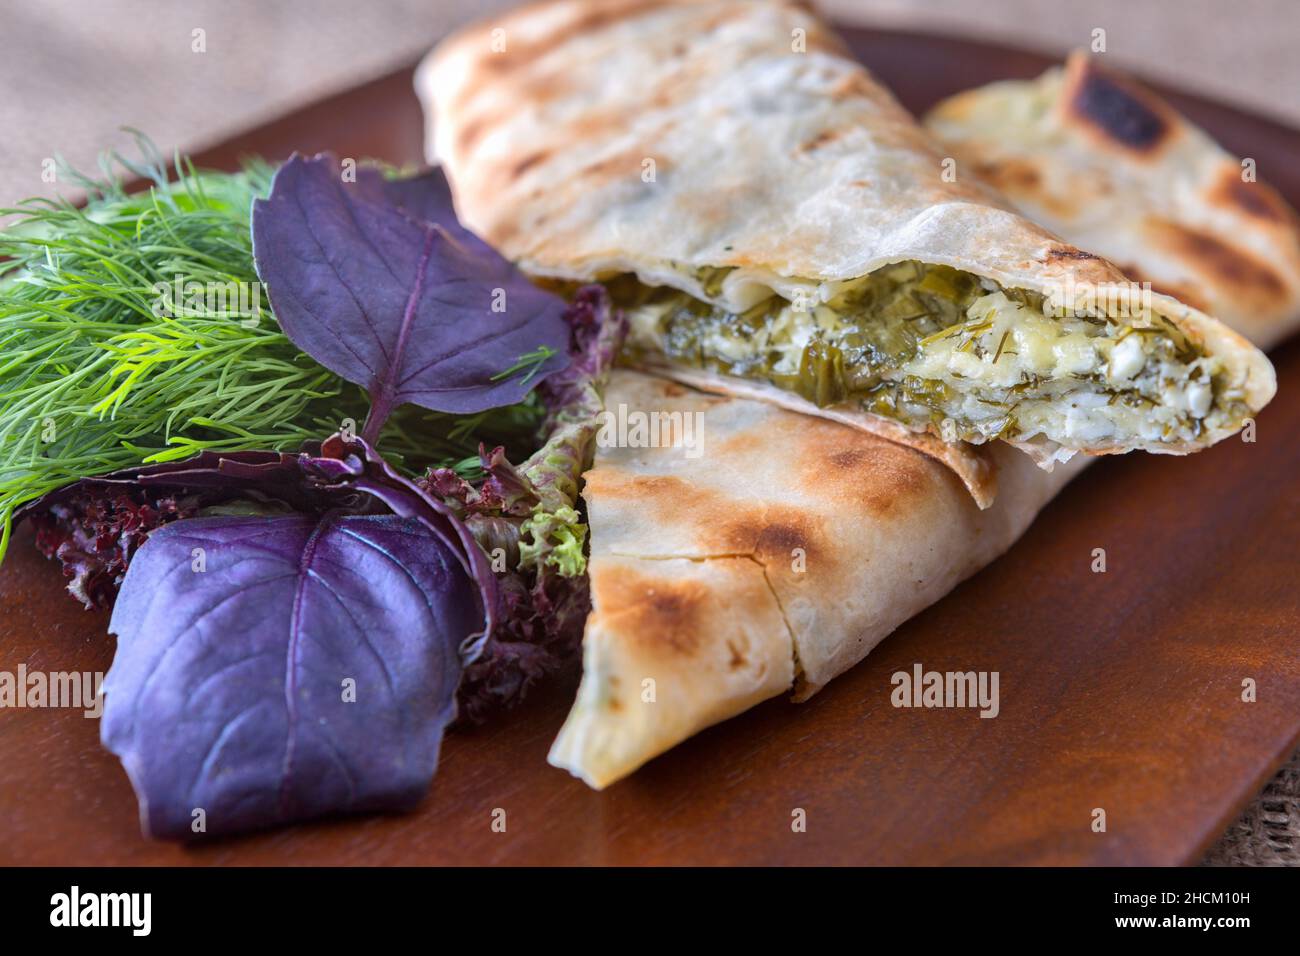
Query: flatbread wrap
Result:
<box><xmin>546</xmin><ymin>44</ymin><xmax>1300</xmax><ymax>790</ymax></box>
<box><xmin>548</xmin><ymin>369</ymin><xmax>1085</xmax><ymax>788</ymax></box>
<box><xmin>419</xmin><ymin>0</ymin><xmax>1275</xmax><ymax>510</ymax></box>
<box><xmin>925</xmin><ymin>51</ymin><xmax>1300</xmax><ymax>352</ymax></box>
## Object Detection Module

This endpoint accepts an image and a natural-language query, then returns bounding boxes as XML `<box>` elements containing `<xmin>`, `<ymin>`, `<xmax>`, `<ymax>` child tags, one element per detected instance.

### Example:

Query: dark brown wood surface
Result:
<box><xmin>1</xmin><ymin>28</ymin><xmax>1297</xmax><ymax>866</ymax></box>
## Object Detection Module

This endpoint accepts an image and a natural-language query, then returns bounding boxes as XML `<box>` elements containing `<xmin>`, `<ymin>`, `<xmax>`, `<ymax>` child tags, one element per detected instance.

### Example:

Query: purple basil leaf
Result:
<box><xmin>101</xmin><ymin>511</ymin><xmax>482</xmax><ymax>840</ymax></box>
<box><xmin>315</xmin><ymin>434</ymin><xmax>499</xmax><ymax>652</ymax></box>
<box><xmin>353</xmin><ymin>165</ymin><xmax>468</xmax><ymax>240</ymax></box>
<box><xmin>351</xmin><ymin>167</ymin><xmax>510</xmax><ymax>283</ymax></box>
<box><xmin>14</xmin><ymin>449</ymin><xmax>295</xmax><ymax>523</ymax></box>
<box><xmin>251</xmin><ymin>153</ymin><xmax>570</xmax><ymax>436</ymax></box>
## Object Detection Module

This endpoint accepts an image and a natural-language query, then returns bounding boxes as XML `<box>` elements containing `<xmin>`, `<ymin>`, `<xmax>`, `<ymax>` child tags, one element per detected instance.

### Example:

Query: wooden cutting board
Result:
<box><xmin>1</xmin><ymin>27</ymin><xmax>1297</xmax><ymax>866</ymax></box>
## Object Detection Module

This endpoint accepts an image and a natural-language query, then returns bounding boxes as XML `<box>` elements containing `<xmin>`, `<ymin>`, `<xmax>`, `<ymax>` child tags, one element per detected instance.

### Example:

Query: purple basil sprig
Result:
<box><xmin>20</xmin><ymin>155</ymin><xmax>619</xmax><ymax>840</ymax></box>
<box><xmin>103</xmin><ymin>511</ymin><xmax>479</xmax><ymax>840</ymax></box>
<box><xmin>251</xmin><ymin>154</ymin><xmax>571</xmax><ymax>441</ymax></box>
<box><xmin>90</xmin><ymin>436</ymin><xmax>498</xmax><ymax>839</ymax></box>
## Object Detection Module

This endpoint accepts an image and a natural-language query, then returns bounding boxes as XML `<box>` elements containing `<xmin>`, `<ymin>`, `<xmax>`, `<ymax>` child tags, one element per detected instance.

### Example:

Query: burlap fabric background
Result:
<box><xmin>1</xmin><ymin>0</ymin><xmax>1295</xmax><ymax>865</ymax></box>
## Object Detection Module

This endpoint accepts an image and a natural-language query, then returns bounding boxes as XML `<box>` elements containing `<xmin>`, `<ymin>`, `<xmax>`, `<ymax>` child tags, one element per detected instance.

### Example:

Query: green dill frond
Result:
<box><xmin>491</xmin><ymin>345</ymin><xmax>559</xmax><ymax>386</ymax></box>
<box><xmin>0</xmin><ymin>138</ymin><xmax>536</xmax><ymax>562</ymax></box>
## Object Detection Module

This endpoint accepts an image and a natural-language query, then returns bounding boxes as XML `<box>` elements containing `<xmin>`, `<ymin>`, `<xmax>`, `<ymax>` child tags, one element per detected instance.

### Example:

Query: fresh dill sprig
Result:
<box><xmin>0</xmin><ymin>136</ymin><xmax>541</xmax><ymax>561</ymax></box>
<box><xmin>491</xmin><ymin>345</ymin><xmax>559</xmax><ymax>386</ymax></box>
<box><xmin>376</xmin><ymin>396</ymin><xmax>546</xmax><ymax>483</ymax></box>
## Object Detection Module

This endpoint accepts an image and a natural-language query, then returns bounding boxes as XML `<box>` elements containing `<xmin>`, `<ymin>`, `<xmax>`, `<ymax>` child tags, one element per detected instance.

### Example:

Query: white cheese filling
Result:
<box><xmin>622</xmin><ymin>266</ymin><xmax>1234</xmax><ymax>449</ymax></box>
<box><xmin>891</xmin><ymin>291</ymin><xmax>1223</xmax><ymax>444</ymax></box>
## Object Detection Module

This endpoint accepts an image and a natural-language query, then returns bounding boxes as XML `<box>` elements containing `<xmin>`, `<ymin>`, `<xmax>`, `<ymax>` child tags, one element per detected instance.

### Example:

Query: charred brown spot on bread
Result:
<box><xmin>640</xmin><ymin>586</ymin><xmax>705</xmax><ymax>654</ymax></box>
<box><xmin>974</xmin><ymin>158</ymin><xmax>1041</xmax><ymax>192</ymax></box>
<box><xmin>853</xmin><ymin>458</ymin><xmax>941</xmax><ymax>517</ymax></box>
<box><xmin>828</xmin><ymin>447</ymin><xmax>872</xmax><ymax>469</ymax></box>
<box><xmin>1117</xmin><ymin>262</ymin><xmax>1209</xmax><ymax>312</ymax></box>
<box><xmin>1046</xmin><ymin>244</ymin><xmax>1102</xmax><ymax>263</ymax></box>
<box><xmin>1150</xmin><ymin>281</ymin><xmax>1209</xmax><ymax>313</ymax></box>
<box><xmin>576</xmin><ymin>147</ymin><xmax>667</xmax><ymax>187</ymax></box>
<box><xmin>583</xmin><ymin>470</ymin><xmax>744</xmax><ymax>548</ymax></box>
<box><xmin>1209</xmin><ymin>165</ymin><xmax>1298</xmax><ymax>226</ymax></box>
<box><xmin>594</xmin><ymin>566</ymin><xmax>707</xmax><ymax>656</ymax></box>
<box><xmin>753</xmin><ymin>520</ymin><xmax>814</xmax><ymax>561</ymax></box>
<box><xmin>585</xmin><ymin>472</ymin><xmax>694</xmax><ymax>503</ymax></box>
<box><xmin>725</xmin><ymin>639</ymin><xmax>748</xmax><ymax>670</ymax></box>
<box><xmin>456</xmin><ymin>116</ymin><xmax>489</xmax><ymax>154</ymax></box>
<box><xmin>508</xmin><ymin>150</ymin><xmax>549</xmax><ymax>182</ymax></box>
<box><xmin>799</xmin><ymin>128</ymin><xmax>843</xmax><ymax>153</ymax></box>
<box><xmin>1117</xmin><ymin>262</ymin><xmax>1146</xmax><ymax>282</ymax></box>
<box><xmin>713</xmin><ymin>430</ymin><xmax>764</xmax><ymax>458</ymax></box>
<box><xmin>1146</xmin><ymin>219</ymin><xmax>1286</xmax><ymax>298</ymax></box>
<box><xmin>801</xmin><ymin>427</ymin><xmax>947</xmax><ymax>518</ymax></box>
<box><xmin>704</xmin><ymin>503</ymin><xmax>822</xmax><ymax>566</ymax></box>
<box><xmin>1067</xmin><ymin>59</ymin><xmax>1170</xmax><ymax>152</ymax></box>
<box><xmin>476</xmin><ymin>0</ymin><xmax>665</xmax><ymax>74</ymax></box>
<box><xmin>633</xmin><ymin>475</ymin><xmax>695</xmax><ymax>496</ymax></box>
<box><xmin>828</xmin><ymin>71</ymin><xmax>878</xmax><ymax>101</ymax></box>
<box><xmin>1038</xmin><ymin>250</ymin><xmax>1129</xmax><ymax>289</ymax></box>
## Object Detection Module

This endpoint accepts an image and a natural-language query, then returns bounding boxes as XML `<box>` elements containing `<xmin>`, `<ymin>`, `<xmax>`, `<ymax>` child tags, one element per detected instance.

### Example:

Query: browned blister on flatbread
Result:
<box><xmin>1061</xmin><ymin>56</ymin><xmax>1175</xmax><ymax>155</ymax></box>
<box><xmin>927</xmin><ymin>51</ymin><xmax>1300</xmax><ymax>350</ymax></box>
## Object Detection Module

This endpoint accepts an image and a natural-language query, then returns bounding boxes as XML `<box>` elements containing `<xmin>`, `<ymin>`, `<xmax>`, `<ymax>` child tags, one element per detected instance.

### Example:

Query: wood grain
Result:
<box><xmin>1</xmin><ymin>27</ymin><xmax>1297</xmax><ymax>866</ymax></box>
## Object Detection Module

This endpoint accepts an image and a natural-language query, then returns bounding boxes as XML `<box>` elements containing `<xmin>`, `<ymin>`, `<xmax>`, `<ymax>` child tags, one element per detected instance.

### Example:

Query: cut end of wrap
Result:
<box><xmin>547</xmin><ymin>552</ymin><xmax>797</xmax><ymax>789</ymax></box>
<box><xmin>547</xmin><ymin>711</ymin><xmax>623</xmax><ymax>791</ymax></box>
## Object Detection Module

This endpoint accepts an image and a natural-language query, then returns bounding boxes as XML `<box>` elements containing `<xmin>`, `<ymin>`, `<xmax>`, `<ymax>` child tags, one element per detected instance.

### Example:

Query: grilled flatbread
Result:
<box><xmin>926</xmin><ymin>51</ymin><xmax>1300</xmax><ymax>351</ymax></box>
<box><xmin>548</xmin><ymin>369</ymin><xmax>1084</xmax><ymax>787</ymax></box>
<box><xmin>419</xmin><ymin>0</ymin><xmax>1274</xmax><ymax>509</ymax></box>
<box><xmin>554</xmin><ymin>202</ymin><xmax>1291</xmax><ymax>785</ymax></box>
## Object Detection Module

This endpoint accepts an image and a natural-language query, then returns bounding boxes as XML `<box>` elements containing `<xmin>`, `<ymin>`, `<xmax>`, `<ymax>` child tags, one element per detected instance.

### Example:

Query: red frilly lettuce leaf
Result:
<box><xmin>31</xmin><ymin>489</ymin><xmax>207</xmax><ymax>609</ymax></box>
<box><xmin>250</xmin><ymin>154</ymin><xmax>570</xmax><ymax>438</ymax></box>
<box><xmin>425</xmin><ymin>285</ymin><xmax>628</xmax><ymax>721</ymax></box>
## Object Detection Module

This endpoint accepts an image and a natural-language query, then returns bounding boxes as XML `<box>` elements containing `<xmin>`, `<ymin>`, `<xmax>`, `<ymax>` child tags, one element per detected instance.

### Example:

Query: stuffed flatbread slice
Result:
<box><xmin>548</xmin><ymin>369</ymin><xmax>1085</xmax><ymax>787</ymax></box>
<box><xmin>419</xmin><ymin>0</ymin><xmax>1274</xmax><ymax>509</ymax></box>
<box><xmin>543</xmin><ymin>33</ymin><xmax>1298</xmax><ymax>791</ymax></box>
<box><xmin>925</xmin><ymin>51</ymin><xmax>1300</xmax><ymax>352</ymax></box>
